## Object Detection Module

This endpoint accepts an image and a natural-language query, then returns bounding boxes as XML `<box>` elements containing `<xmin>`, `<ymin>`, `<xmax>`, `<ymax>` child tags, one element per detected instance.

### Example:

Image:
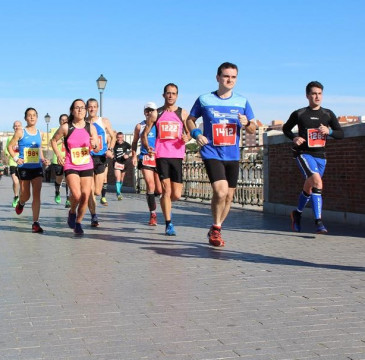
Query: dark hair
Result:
<box><xmin>68</xmin><ymin>99</ymin><xmax>86</xmax><ymax>122</ymax></box>
<box><xmin>217</xmin><ymin>62</ymin><xmax>238</xmax><ymax>76</ymax></box>
<box><xmin>24</xmin><ymin>107</ymin><xmax>38</xmax><ymax>119</ymax></box>
<box><xmin>86</xmin><ymin>98</ymin><xmax>98</xmax><ymax>107</ymax></box>
<box><xmin>306</xmin><ymin>81</ymin><xmax>323</xmax><ymax>95</ymax></box>
<box><xmin>163</xmin><ymin>83</ymin><xmax>178</xmax><ymax>94</ymax></box>
<box><xmin>59</xmin><ymin>113</ymin><xmax>68</xmax><ymax>123</ymax></box>
<box><xmin>117</xmin><ymin>131</ymin><xmax>124</xmax><ymax>136</ymax></box>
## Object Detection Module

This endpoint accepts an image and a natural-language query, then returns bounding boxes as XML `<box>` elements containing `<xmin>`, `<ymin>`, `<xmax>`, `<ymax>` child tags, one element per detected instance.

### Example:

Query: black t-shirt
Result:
<box><xmin>114</xmin><ymin>141</ymin><xmax>131</xmax><ymax>164</ymax></box>
<box><xmin>282</xmin><ymin>107</ymin><xmax>344</xmax><ymax>158</ymax></box>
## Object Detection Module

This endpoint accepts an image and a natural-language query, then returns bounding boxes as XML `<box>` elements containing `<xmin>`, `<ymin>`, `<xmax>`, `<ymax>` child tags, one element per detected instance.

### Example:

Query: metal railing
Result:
<box><xmin>135</xmin><ymin>151</ymin><xmax>264</xmax><ymax>206</ymax></box>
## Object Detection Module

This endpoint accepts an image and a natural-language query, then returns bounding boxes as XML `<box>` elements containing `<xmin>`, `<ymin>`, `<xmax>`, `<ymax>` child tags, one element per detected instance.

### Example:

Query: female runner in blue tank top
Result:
<box><xmin>7</xmin><ymin>107</ymin><xmax>50</xmax><ymax>233</ymax></box>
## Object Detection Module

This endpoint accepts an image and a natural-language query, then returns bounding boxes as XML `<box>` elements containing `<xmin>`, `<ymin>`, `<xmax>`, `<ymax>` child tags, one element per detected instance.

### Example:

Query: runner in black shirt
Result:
<box><xmin>283</xmin><ymin>81</ymin><xmax>343</xmax><ymax>234</ymax></box>
<box><xmin>113</xmin><ymin>132</ymin><xmax>131</xmax><ymax>199</ymax></box>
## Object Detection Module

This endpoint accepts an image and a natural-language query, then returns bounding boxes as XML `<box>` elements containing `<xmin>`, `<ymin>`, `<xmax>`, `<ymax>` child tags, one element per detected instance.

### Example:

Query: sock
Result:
<box><xmin>102</xmin><ymin>183</ymin><xmax>107</xmax><ymax>197</ymax></box>
<box><xmin>311</xmin><ymin>192</ymin><xmax>323</xmax><ymax>220</ymax></box>
<box><xmin>146</xmin><ymin>193</ymin><xmax>156</xmax><ymax>212</ymax></box>
<box><xmin>55</xmin><ymin>182</ymin><xmax>61</xmax><ymax>195</ymax></box>
<box><xmin>165</xmin><ymin>220</ymin><xmax>171</xmax><ymax>229</ymax></box>
<box><xmin>297</xmin><ymin>190</ymin><xmax>311</xmax><ymax>213</ymax></box>
<box><xmin>116</xmin><ymin>181</ymin><xmax>121</xmax><ymax>194</ymax></box>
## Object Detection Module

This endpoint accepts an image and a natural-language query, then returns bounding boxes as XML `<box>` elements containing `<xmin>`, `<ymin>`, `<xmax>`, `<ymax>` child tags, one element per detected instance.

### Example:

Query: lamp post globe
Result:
<box><xmin>96</xmin><ymin>74</ymin><xmax>107</xmax><ymax>117</ymax></box>
<box><xmin>44</xmin><ymin>113</ymin><xmax>51</xmax><ymax>158</ymax></box>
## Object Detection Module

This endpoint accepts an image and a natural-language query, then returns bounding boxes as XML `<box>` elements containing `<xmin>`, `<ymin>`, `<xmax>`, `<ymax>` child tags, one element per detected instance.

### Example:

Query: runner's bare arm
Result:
<box><xmin>131</xmin><ymin>123</ymin><xmax>141</xmax><ymax>167</ymax></box>
<box><xmin>187</xmin><ymin>115</ymin><xmax>208</xmax><ymax>146</ymax></box>
<box><xmin>141</xmin><ymin>110</ymin><xmax>157</xmax><ymax>153</ymax></box>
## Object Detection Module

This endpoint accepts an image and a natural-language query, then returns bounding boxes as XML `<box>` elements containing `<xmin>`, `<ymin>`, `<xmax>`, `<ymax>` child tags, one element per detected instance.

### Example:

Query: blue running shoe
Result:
<box><xmin>290</xmin><ymin>210</ymin><xmax>301</xmax><ymax>232</ymax></box>
<box><xmin>315</xmin><ymin>220</ymin><xmax>328</xmax><ymax>234</ymax></box>
<box><xmin>74</xmin><ymin>223</ymin><xmax>84</xmax><ymax>235</ymax></box>
<box><xmin>67</xmin><ymin>211</ymin><xmax>76</xmax><ymax>229</ymax></box>
<box><xmin>165</xmin><ymin>223</ymin><xmax>176</xmax><ymax>236</ymax></box>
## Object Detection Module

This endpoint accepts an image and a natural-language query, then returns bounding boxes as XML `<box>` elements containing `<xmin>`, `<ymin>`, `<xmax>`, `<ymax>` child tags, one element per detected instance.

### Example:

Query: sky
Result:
<box><xmin>0</xmin><ymin>0</ymin><xmax>364</xmax><ymax>133</ymax></box>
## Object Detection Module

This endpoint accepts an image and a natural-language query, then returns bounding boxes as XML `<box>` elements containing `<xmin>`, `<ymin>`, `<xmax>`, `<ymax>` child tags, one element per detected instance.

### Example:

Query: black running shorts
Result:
<box><xmin>17</xmin><ymin>167</ymin><xmax>44</xmax><ymax>181</ymax></box>
<box><xmin>203</xmin><ymin>159</ymin><xmax>239</xmax><ymax>188</ymax></box>
<box><xmin>156</xmin><ymin>158</ymin><xmax>183</xmax><ymax>183</ymax></box>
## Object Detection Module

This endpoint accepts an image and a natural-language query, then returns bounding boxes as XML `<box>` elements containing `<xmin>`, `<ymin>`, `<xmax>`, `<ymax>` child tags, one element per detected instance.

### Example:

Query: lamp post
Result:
<box><xmin>96</xmin><ymin>74</ymin><xmax>107</xmax><ymax>116</ymax></box>
<box><xmin>44</xmin><ymin>113</ymin><xmax>51</xmax><ymax>158</ymax></box>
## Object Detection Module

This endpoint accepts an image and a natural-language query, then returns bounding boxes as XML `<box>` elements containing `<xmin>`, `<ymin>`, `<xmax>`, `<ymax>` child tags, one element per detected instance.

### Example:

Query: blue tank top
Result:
<box><xmin>18</xmin><ymin>128</ymin><xmax>43</xmax><ymax>169</ymax></box>
<box><xmin>91</xmin><ymin>117</ymin><xmax>107</xmax><ymax>156</ymax></box>
<box><xmin>139</xmin><ymin>120</ymin><xmax>157</xmax><ymax>159</ymax></box>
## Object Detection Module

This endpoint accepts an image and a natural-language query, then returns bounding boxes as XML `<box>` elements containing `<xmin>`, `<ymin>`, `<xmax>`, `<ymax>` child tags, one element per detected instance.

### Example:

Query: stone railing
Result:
<box><xmin>135</xmin><ymin>151</ymin><xmax>264</xmax><ymax>206</ymax></box>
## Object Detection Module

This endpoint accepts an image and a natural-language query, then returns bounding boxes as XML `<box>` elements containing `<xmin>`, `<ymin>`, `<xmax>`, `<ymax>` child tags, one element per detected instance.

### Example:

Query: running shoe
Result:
<box><xmin>207</xmin><ymin>226</ymin><xmax>225</xmax><ymax>247</ymax></box>
<box><xmin>12</xmin><ymin>196</ymin><xmax>19</xmax><ymax>208</ymax></box>
<box><xmin>148</xmin><ymin>213</ymin><xmax>157</xmax><ymax>226</ymax></box>
<box><xmin>15</xmin><ymin>202</ymin><xmax>24</xmax><ymax>215</ymax></box>
<box><xmin>315</xmin><ymin>220</ymin><xmax>328</xmax><ymax>234</ymax></box>
<box><xmin>67</xmin><ymin>211</ymin><xmax>76</xmax><ymax>229</ymax></box>
<box><xmin>32</xmin><ymin>222</ymin><xmax>44</xmax><ymax>233</ymax></box>
<box><xmin>55</xmin><ymin>193</ymin><xmax>61</xmax><ymax>204</ymax></box>
<box><xmin>100</xmin><ymin>197</ymin><xmax>108</xmax><ymax>206</ymax></box>
<box><xmin>65</xmin><ymin>199</ymin><xmax>71</xmax><ymax>208</ymax></box>
<box><xmin>117</xmin><ymin>193</ymin><xmax>123</xmax><ymax>201</ymax></box>
<box><xmin>290</xmin><ymin>210</ymin><xmax>302</xmax><ymax>232</ymax></box>
<box><xmin>91</xmin><ymin>214</ymin><xmax>99</xmax><ymax>227</ymax></box>
<box><xmin>165</xmin><ymin>223</ymin><xmax>176</xmax><ymax>236</ymax></box>
<box><xmin>74</xmin><ymin>223</ymin><xmax>84</xmax><ymax>235</ymax></box>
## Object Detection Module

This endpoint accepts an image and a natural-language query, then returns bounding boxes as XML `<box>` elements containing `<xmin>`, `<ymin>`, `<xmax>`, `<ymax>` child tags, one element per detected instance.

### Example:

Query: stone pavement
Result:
<box><xmin>0</xmin><ymin>175</ymin><xmax>364</xmax><ymax>360</ymax></box>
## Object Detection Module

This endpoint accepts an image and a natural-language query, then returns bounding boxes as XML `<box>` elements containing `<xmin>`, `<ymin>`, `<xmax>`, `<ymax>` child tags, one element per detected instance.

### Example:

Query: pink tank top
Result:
<box><xmin>64</xmin><ymin>127</ymin><xmax>94</xmax><ymax>171</ymax></box>
<box><xmin>155</xmin><ymin>108</ymin><xmax>185</xmax><ymax>159</ymax></box>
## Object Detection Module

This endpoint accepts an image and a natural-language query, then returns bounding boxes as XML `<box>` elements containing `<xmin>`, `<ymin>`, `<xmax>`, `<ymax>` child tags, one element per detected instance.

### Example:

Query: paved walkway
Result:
<box><xmin>0</xmin><ymin>175</ymin><xmax>364</xmax><ymax>360</ymax></box>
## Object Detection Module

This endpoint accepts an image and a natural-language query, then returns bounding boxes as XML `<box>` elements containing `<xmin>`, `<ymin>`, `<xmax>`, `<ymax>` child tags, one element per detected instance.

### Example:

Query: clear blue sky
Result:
<box><xmin>0</xmin><ymin>0</ymin><xmax>364</xmax><ymax>132</ymax></box>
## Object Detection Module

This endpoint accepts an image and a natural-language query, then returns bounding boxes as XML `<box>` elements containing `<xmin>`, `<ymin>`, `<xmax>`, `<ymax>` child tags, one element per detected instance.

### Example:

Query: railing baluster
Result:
<box><xmin>135</xmin><ymin>151</ymin><xmax>264</xmax><ymax>207</ymax></box>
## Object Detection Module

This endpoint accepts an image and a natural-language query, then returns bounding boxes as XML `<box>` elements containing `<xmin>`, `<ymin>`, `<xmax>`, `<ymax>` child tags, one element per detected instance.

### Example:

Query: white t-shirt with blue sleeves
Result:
<box><xmin>189</xmin><ymin>91</ymin><xmax>255</xmax><ymax>161</ymax></box>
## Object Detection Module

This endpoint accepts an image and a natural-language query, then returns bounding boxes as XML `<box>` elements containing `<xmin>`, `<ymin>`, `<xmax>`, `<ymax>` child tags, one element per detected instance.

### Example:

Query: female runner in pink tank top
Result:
<box><xmin>51</xmin><ymin>99</ymin><xmax>100</xmax><ymax>235</ymax></box>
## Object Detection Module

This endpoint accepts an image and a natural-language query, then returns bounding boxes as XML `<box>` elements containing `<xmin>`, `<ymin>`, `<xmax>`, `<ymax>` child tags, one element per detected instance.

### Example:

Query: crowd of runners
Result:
<box><xmin>4</xmin><ymin>62</ymin><xmax>343</xmax><ymax>245</ymax></box>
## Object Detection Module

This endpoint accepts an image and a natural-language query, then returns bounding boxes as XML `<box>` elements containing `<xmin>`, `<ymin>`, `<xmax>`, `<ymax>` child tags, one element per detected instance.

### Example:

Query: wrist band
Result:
<box><xmin>329</xmin><ymin>128</ymin><xmax>333</xmax><ymax>136</ymax></box>
<box><xmin>13</xmin><ymin>156</ymin><xmax>19</xmax><ymax>162</ymax></box>
<box><xmin>190</xmin><ymin>128</ymin><xmax>203</xmax><ymax>139</ymax></box>
<box><xmin>245</xmin><ymin>120</ymin><xmax>251</xmax><ymax>127</ymax></box>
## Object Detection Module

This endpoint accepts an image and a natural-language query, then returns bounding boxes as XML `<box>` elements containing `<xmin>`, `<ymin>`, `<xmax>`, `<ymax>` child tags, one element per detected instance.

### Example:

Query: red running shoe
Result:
<box><xmin>32</xmin><ymin>222</ymin><xmax>44</xmax><ymax>233</ymax></box>
<box><xmin>207</xmin><ymin>226</ymin><xmax>225</xmax><ymax>247</ymax></box>
<box><xmin>15</xmin><ymin>202</ymin><xmax>24</xmax><ymax>215</ymax></box>
<box><xmin>148</xmin><ymin>213</ymin><xmax>157</xmax><ymax>226</ymax></box>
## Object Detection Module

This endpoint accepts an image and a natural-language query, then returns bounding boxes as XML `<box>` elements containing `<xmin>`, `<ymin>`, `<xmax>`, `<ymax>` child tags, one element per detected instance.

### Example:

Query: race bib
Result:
<box><xmin>307</xmin><ymin>128</ymin><xmax>326</xmax><ymax>148</ymax></box>
<box><xmin>70</xmin><ymin>147</ymin><xmax>90</xmax><ymax>165</ymax></box>
<box><xmin>24</xmin><ymin>147</ymin><xmax>40</xmax><ymax>163</ymax></box>
<box><xmin>114</xmin><ymin>162</ymin><xmax>125</xmax><ymax>170</ymax></box>
<box><xmin>159</xmin><ymin>121</ymin><xmax>180</xmax><ymax>139</ymax></box>
<box><xmin>212</xmin><ymin>123</ymin><xmax>237</xmax><ymax>146</ymax></box>
<box><xmin>142</xmin><ymin>154</ymin><xmax>156</xmax><ymax>167</ymax></box>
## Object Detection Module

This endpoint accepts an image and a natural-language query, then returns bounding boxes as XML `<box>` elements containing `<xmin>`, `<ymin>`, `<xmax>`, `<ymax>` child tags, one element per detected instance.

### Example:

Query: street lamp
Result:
<box><xmin>44</xmin><ymin>113</ymin><xmax>51</xmax><ymax>158</ymax></box>
<box><xmin>96</xmin><ymin>74</ymin><xmax>107</xmax><ymax>117</ymax></box>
